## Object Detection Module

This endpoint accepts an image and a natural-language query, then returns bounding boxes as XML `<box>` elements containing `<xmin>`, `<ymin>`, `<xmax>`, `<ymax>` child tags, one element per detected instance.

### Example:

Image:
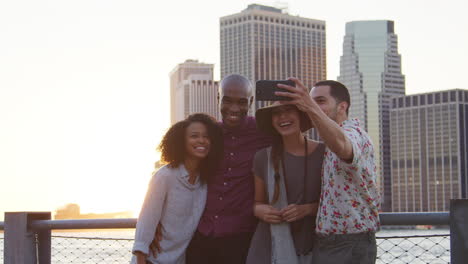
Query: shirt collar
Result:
<box><xmin>178</xmin><ymin>164</ymin><xmax>201</xmax><ymax>188</ymax></box>
<box><xmin>221</xmin><ymin>116</ymin><xmax>251</xmax><ymax>134</ymax></box>
<box><xmin>341</xmin><ymin>118</ymin><xmax>360</xmax><ymax>127</ymax></box>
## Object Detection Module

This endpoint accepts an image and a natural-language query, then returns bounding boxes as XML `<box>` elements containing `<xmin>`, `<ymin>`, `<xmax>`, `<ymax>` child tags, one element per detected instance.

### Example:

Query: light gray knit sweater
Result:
<box><xmin>131</xmin><ymin>164</ymin><xmax>207</xmax><ymax>264</ymax></box>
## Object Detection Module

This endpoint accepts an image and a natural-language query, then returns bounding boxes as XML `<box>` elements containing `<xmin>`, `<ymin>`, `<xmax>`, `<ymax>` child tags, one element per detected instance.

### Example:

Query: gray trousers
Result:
<box><xmin>311</xmin><ymin>232</ymin><xmax>377</xmax><ymax>264</ymax></box>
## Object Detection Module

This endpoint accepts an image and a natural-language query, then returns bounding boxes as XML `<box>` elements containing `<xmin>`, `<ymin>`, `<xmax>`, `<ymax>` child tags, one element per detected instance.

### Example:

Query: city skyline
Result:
<box><xmin>1</xmin><ymin>0</ymin><xmax>467</xmax><ymax>220</ymax></box>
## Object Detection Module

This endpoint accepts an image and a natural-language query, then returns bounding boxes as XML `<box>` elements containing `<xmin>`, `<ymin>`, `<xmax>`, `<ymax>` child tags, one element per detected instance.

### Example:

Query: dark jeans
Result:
<box><xmin>311</xmin><ymin>232</ymin><xmax>377</xmax><ymax>264</ymax></box>
<box><xmin>186</xmin><ymin>231</ymin><xmax>253</xmax><ymax>264</ymax></box>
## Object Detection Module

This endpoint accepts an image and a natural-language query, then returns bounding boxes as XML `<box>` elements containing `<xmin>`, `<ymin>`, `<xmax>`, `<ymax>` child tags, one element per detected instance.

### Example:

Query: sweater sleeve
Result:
<box><xmin>132</xmin><ymin>169</ymin><xmax>169</xmax><ymax>256</ymax></box>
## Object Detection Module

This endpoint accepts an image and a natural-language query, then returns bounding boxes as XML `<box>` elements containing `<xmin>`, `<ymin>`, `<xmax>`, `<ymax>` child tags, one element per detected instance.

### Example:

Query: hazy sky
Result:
<box><xmin>1</xmin><ymin>0</ymin><xmax>467</xmax><ymax>220</ymax></box>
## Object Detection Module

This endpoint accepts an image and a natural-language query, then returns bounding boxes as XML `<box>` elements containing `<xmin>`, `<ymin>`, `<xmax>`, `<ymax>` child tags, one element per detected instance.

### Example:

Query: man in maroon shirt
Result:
<box><xmin>184</xmin><ymin>74</ymin><xmax>271</xmax><ymax>263</ymax></box>
<box><xmin>150</xmin><ymin>74</ymin><xmax>270</xmax><ymax>263</ymax></box>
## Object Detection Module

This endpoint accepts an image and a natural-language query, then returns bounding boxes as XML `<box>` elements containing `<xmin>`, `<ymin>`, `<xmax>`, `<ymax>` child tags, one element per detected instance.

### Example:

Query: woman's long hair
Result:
<box><xmin>158</xmin><ymin>113</ymin><xmax>223</xmax><ymax>182</ymax></box>
<box><xmin>270</xmin><ymin>134</ymin><xmax>283</xmax><ymax>204</ymax></box>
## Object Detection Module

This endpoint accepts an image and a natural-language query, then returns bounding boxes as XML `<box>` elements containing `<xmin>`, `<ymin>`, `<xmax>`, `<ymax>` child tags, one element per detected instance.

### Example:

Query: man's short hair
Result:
<box><xmin>314</xmin><ymin>80</ymin><xmax>351</xmax><ymax>116</ymax></box>
<box><xmin>219</xmin><ymin>74</ymin><xmax>253</xmax><ymax>96</ymax></box>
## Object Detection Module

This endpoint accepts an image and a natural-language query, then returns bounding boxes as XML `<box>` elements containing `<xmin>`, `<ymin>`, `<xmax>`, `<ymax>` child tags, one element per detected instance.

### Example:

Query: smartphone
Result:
<box><xmin>255</xmin><ymin>80</ymin><xmax>295</xmax><ymax>101</ymax></box>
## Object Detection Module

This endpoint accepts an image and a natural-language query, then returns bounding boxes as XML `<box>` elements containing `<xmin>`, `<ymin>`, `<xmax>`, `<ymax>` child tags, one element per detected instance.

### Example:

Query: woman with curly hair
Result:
<box><xmin>131</xmin><ymin>113</ymin><xmax>223</xmax><ymax>264</ymax></box>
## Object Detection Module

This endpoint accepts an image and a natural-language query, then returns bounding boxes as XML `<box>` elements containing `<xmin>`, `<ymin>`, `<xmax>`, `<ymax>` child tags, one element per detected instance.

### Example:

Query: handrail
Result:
<box><xmin>379</xmin><ymin>212</ymin><xmax>449</xmax><ymax>226</ymax></box>
<box><xmin>26</xmin><ymin>212</ymin><xmax>450</xmax><ymax>231</ymax></box>
<box><xmin>30</xmin><ymin>218</ymin><xmax>137</xmax><ymax>230</ymax></box>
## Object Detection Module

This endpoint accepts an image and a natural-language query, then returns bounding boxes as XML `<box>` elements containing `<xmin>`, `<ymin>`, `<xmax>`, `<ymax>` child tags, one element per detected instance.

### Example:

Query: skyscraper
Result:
<box><xmin>169</xmin><ymin>60</ymin><xmax>217</xmax><ymax>124</ymax></box>
<box><xmin>338</xmin><ymin>20</ymin><xmax>406</xmax><ymax>211</ymax></box>
<box><xmin>390</xmin><ymin>89</ymin><xmax>468</xmax><ymax>212</ymax></box>
<box><xmin>220</xmin><ymin>4</ymin><xmax>326</xmax><ymax>113</ymax></box>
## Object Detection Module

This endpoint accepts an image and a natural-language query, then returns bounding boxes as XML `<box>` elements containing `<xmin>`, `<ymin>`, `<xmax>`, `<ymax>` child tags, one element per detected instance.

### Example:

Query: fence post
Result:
<box><xmin>450</xmin><ymin>199</ymin><xmax>468</xmax><ymax>264</ymax></box>
<box><xmin>4</xmin><ymin>212</ymin><xmax>51</xmax><ymax>264</ymax></box>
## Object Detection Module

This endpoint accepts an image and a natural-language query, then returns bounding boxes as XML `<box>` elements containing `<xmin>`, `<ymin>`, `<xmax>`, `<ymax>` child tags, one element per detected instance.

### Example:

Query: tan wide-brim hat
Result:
<box><xmin>255</xmin><ymin>102</ymin><xmax>313</xmax><ymax>135</ymax></box>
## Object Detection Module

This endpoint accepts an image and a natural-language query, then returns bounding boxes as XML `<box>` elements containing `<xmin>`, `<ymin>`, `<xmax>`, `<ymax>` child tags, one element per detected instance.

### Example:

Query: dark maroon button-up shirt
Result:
<box><xmin>197</xmin><ymin>116</ymin><xmax>272</xmax><ymax>237</ymax></box>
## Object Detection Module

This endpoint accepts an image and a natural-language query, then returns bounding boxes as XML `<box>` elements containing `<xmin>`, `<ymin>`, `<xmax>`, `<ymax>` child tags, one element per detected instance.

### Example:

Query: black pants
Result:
<box><xmin>186</xmin><ymin>231</ymin><xmax>253</xmax><ymax>264</ymax></box>
<box><xmin>312</xmin><ymin>232</ymin><xmax>377</xmax><ymax>264</ymax></box>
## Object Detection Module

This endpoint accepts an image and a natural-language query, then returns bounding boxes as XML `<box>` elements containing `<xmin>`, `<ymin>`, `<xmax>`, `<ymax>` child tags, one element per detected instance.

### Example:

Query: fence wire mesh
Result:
<box><xmin>377</xmin><ymin>234</ymin><xmax>450</xmax><ymax>263</ymax></box>
<box><xmin>52</xmin><ymin>235</ymin><xmax>133</xmax><ymax>263</ymax></box>
<box><xmin>0</xmin><ymin>235</ymin><xmax>4</xmax><ymax>262</ymax></box>
<box><xmin>0</xmin><ymin>232</ymin><xmax>450</xmax><ymax>263</ymax></box>
<box><xmin>45</xmin><ymin>233</ymin><xmax>451</xmax><ymax>263</ymax></box>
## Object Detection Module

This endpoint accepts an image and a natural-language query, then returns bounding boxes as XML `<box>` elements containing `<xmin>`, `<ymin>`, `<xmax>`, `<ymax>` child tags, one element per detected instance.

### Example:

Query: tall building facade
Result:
<box><xmin>220</xmin><ymin>4</ymin><xmax>326</xmax><ymax>114</ymax></box>
<box><xmin>186</xmin><ymin>80</ymin><xmax>220</xmax><ymax>120</ymax></box>
<box><xmin>390</xmin><ymin>89</ymin><xmax>468</xmax><ymax>212</ymax></box>
<box><xmin>338</xmin><ymin>20</ymin><xmax>406</xmax><ymax>211</ymax></box>
<box><xmin>169</xmin><ymin>60</ymin><xmax>218</xmax><ymax>123</ymax></box>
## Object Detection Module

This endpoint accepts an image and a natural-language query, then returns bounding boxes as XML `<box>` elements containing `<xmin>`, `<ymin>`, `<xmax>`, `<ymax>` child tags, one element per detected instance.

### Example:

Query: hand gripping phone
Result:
<box><xmin>255</xmin><ymin>80</ymin><xmax>295</xmax><ymax>101</ymax></box>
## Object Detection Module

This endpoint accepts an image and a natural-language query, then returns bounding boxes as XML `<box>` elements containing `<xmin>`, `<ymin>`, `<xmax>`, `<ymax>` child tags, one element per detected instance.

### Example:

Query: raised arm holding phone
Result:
<box><xmin>275</xmin><ymin>78</ymin><xmax>381</xmax><ymax>264</ymax></box>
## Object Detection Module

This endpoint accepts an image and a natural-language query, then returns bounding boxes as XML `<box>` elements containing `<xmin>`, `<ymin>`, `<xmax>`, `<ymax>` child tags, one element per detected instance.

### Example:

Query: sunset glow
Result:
<box><xmin>1</xmin><ymin>0</ymin><xmax>467</xmax><ymax>220</ymax></box>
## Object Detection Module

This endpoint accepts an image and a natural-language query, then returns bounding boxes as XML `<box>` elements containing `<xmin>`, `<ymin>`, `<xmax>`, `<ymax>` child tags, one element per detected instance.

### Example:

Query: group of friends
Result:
<box><xmin>130</xmin><ymin>75</ymin><xmax>381</xmax><ymax>264</ymax></box>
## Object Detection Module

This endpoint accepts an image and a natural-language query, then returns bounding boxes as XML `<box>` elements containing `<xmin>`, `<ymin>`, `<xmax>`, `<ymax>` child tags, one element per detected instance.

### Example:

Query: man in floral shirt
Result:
<box><xmin>276</xmin><ymin>78</ymin><xmax>380</xmax><ymax>264</ymax></box>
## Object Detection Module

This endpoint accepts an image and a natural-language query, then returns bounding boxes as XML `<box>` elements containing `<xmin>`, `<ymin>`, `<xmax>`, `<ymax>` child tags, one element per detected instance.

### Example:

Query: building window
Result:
<box><xmin>428</xmin><ymin>94</ymin><xmax>433</xmax><ymax>104</ymax></box>
<box><xmin>420</xmin><ymin>95</ymin><xmax>426</xmax><ymax>105</ymax></box>
<box><xmin>435</xmin><ymin>93</ymin><xmax>440</xmax><ymax>104</ymax></box>
<box><xmin>413</xmin><ymin>96</ymin><xmax>418</xmax><ymax>106</ymax></box>
<box><xmin>443</xmin><ymin>92</ymin><xmax>448</xmax><ymax>103</ymax></box>
<box><xmin>451</xmin><ymin>91</ymin><xmax>456</xmax><ymax>102</ymax></box>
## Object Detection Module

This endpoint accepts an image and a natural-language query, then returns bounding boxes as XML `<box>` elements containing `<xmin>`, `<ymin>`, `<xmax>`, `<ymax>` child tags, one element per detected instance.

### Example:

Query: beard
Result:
<box><xmin>327</xmin><ymin>106</ymin><xmax>339</xmax><ymax>122</ymax></box>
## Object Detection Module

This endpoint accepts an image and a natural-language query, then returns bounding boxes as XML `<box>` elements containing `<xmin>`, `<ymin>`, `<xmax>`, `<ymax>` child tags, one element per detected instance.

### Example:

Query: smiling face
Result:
<box><xmin>271</xmin><ymin>105</ymin><xmax>302</xmax><ymax>137</ymax></box>
<box><xmin>219</xmin><ymin>76</ymin><xmax>253</xmax><ymax>128</ymax></box>
<box><xmin>310</xmin><ymin>85</ymin><xmax>341</xmax><ymax>122</ymax></box>
<box><xmin>185</xmin><ymin>121</ymin><xmax>211</xmax><ymax>161</ymax></box>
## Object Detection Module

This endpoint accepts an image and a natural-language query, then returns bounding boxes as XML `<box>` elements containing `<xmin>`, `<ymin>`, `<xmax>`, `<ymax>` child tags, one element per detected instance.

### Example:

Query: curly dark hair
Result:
<box><xmin>158</xmin><ymin>113</ymin><xmax>223</xmax><ymax>182</ymax></box>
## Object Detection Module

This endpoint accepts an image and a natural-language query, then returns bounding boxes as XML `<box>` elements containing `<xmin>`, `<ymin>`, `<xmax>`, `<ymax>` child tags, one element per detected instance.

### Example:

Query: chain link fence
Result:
<box><xmin>0</xmin><ymin>234</ymin><xmax>4</xmax><ymax>262</ymax></box>
<box><xmin>44</xmin><ymin>233</ymin><xmax>451</xmax><ymax>263</ymax></box>
<box><xmin>377</xmin><ymin>234</ymin><xmax>450</xmax><ymax>263</ymax></box>
<box><xmin>52</xmin><ymin>235</ymin><xmax>132</xmax><ymax>263</ymax></box>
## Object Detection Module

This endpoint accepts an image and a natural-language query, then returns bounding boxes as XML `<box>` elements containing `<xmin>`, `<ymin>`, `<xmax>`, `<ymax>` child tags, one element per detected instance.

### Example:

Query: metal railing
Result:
<box><xmin>2</xmin><ymin>200</ymin><xmax>468</xmax><ymax>263</ymax></box>
<box><xmin>45</xmin><ymin>230</ymin><xmax>450</xmax><ymax>263</ymax></box>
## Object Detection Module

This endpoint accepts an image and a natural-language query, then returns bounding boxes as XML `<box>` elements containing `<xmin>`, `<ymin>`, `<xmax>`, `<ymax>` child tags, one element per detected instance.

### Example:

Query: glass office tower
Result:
<box><xmin>338</xmin><ymin>21</ymin><xmax>406</xmax><ymax>211</ymax></box>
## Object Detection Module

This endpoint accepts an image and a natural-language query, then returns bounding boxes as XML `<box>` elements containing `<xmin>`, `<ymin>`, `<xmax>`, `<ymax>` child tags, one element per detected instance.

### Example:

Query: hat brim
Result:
<box><xmin>255</xmin><ymin>103</ymin><xmax>313</xmax><ymax>135</ymax></box>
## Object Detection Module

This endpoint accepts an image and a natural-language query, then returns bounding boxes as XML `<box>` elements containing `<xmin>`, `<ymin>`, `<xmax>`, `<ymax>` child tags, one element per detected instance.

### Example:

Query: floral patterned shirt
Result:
<box><xmin>316</xmin><ymin>119</ymin><xmax>380</xmax><ymax>235</ymax></box>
